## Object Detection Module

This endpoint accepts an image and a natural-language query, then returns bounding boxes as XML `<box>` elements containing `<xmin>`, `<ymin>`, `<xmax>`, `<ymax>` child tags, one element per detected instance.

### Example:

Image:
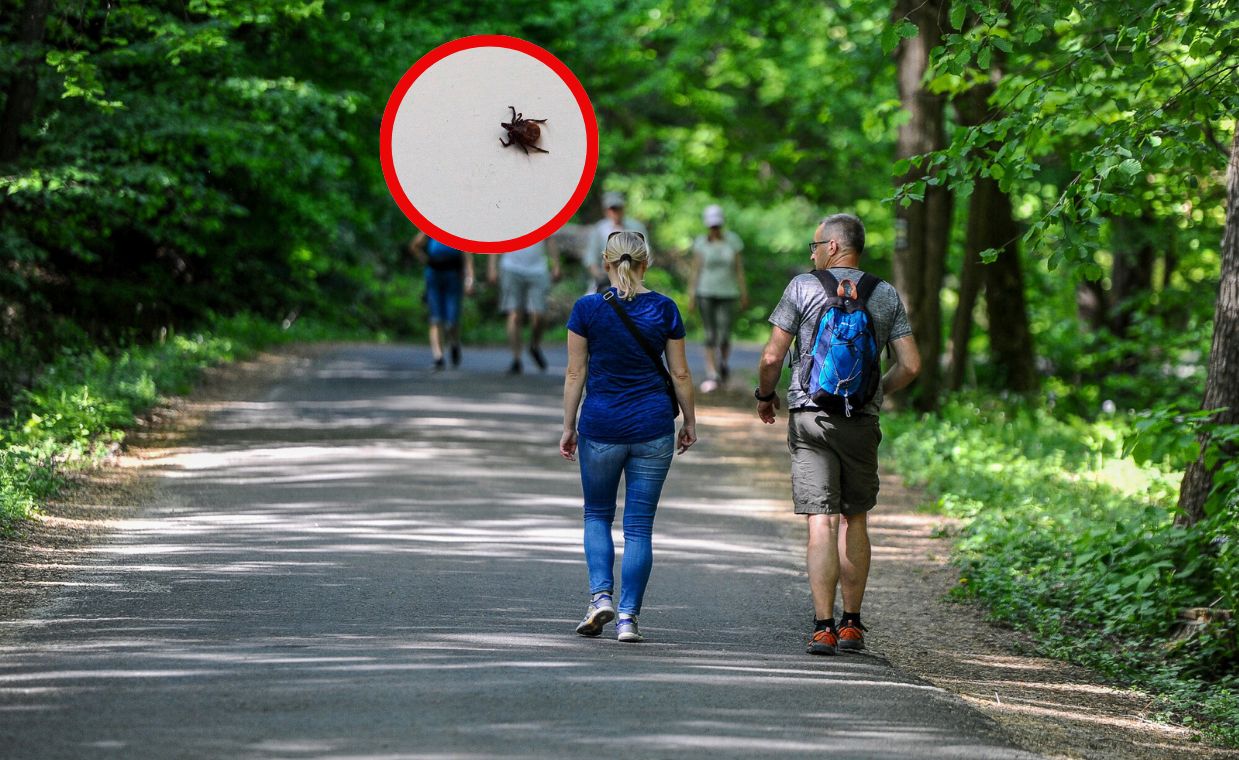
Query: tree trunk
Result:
<box><xmin>948</xmin><ymin>75</ymin><xmax>991</xmax><ymax>392</ymax></box>
<box><xmin>892</xmin><ymin>0</ymin><xmax>952</xmax><ymax>411</ymax></box>
<box><xmin>948</xmin><ymin>240</ymin><xmax>984</xmax><ymax>391</ymax></box>
<box><xmin>1077</xmin><ymin>279</ymin><xmax>1108</xmax><ymax>329</ymax></box>
<box><xmin>949</xmin><ymin>60</ymin><xmax>1037</xmax><ymax>394</ymax></box>
<box><xmin>1108</xmin><ymin>213</ymin><xmax>1156</xmax><ymax>338</ymax></box>
<box><xmin>1177</xmin><ymin>128</ymin><xmax>1239</xmax><ymax>526</ymax></box>
<box><xmin>0</xmin><ymin>0</ymin><xmax>51</xmax><ymax>163</ymax></box>
<box><xmin>983</xmin><ymin>192</ymin><xmax>1039</xmax><ymax>394</ymax></box>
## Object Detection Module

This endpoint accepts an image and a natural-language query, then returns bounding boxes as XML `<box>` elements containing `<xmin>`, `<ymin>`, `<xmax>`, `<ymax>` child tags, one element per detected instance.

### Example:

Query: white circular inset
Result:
<box><xmin>386</xmin><ymin>42</ymin><xmax>592</xmax><ymax>248</ymax></box>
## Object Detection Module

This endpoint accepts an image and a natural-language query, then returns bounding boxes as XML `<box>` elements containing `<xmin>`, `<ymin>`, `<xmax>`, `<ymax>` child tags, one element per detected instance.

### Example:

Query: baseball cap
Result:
<box><xmin>602</xmin><ymin>191</ymin><xmax>626</xmax><ymax>209</ymax></box>
<box><xmin>703</xmin><ymin>204</ymin><xmax>724</xmax><ymax>227</ymax></box>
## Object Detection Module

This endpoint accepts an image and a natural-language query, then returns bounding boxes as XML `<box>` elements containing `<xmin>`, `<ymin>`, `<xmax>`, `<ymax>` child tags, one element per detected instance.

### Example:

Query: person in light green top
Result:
<box><xmin>688</xmin><ymin>204</ymin><xmax>748</xmax><ymax>391</ymax></box>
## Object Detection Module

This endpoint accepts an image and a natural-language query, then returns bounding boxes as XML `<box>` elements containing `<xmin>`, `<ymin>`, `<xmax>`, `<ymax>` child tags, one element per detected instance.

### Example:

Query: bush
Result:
<box><xmin>885</xmin><ymin>395</ymin><xmax>1239</xmax><ymax>745</ymax></box>
<box><xmin>0</xmin><ymin>313</ymin><xmax>370</xmax><ymax>532</ymax></box>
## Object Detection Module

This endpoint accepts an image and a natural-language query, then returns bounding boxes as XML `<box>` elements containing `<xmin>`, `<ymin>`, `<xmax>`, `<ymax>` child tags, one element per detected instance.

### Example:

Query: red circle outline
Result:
<box><xmin>380</xmin><ymin>35</ymin><xmax>598</xmax><ymax>254</ymax></box>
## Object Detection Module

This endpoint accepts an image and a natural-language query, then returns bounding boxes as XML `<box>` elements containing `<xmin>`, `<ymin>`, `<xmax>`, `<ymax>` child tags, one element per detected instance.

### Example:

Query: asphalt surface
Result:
<box><xmin>0</xmin><ymin>343</ymin><xmax>1041</xmax><ymax>759</ymax></box>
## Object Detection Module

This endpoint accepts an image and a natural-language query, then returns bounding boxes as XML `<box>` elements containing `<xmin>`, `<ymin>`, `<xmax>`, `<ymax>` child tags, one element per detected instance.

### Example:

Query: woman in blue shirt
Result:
<box><xmin>560</xmin><ymin>230</ymin><xmax>697</xmax><ymax>643</ymax></box>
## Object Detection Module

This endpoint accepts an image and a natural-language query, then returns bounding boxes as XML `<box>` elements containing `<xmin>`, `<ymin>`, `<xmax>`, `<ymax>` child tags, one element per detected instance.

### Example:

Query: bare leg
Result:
<box><xmin>529</xmin><ymin>311</ymin><xmax>545</xmax><ymax>351</ymax></box>
<box><xmin>838</xmin><ymin>512</ymin><xmax>871</xmax><ymax>614</ymax></box>
<box><xmin>507</xmin><ymin>310</ymin><xmax>523</xmax><ymax>360</ymax></box>
<box><xmin>806</xmin><ymin>514</ymin><xmax>841</xmax><ymax>620</ymax></box>
<box><xmin>429</xmin><ymin>323</ymin><xmax>444</xmax><ymax>361</ymax></box>
<box><xmin>703</xmin><ymin>347</ymin><xmax>719</xmax><ymax>381</ymax></box>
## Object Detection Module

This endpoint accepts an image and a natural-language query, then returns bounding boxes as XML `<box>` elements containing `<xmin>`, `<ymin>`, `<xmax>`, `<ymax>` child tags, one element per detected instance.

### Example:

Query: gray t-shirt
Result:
<box><xmin>500</xmin><ymin>241</ymin><xmax>548</xmax><ymax>276</ymax></box>
<box><xmin>768</xmin><ymin>267</ymin><xmax>913</xmax><ymax>415</ymax></box>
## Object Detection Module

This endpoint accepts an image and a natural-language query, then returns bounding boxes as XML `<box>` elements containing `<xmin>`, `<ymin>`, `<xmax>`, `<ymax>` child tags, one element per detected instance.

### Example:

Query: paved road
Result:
<box><xmin>0</xmin><ymin>344</ymin><xmax>1039</xmax><ymax>759</ymax></box>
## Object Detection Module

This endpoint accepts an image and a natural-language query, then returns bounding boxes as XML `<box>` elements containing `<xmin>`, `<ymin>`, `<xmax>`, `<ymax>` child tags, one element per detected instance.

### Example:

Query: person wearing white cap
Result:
<box><xmin>688</xmin><ymin>204</ymin><xmax>748</xmax><ymax>391</ymax></box>
<box><xmin>583</xmin><ymin>190</ymin><xmax>651</xmax><ymax>296</ymax></box>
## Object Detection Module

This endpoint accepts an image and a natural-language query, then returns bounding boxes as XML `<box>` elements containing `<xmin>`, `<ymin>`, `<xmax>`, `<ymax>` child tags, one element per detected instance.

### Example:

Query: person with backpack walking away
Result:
<box><xmin>754</xmin><ymin>214</ymin><xmax>920</xmax><ymax>656</ymax></box>
<box><xmin>408</xmin><ymin>231</ymin><xmax>475</xmax><ymax>370</ymax></box>
<box><xmin>560</xmin><ymin>230</ymin><xmax>697</xmax><ymax>643</ymax></box>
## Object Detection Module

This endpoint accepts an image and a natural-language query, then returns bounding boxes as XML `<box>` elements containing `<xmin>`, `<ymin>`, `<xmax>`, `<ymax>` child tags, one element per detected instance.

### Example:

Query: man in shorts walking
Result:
<box><xmin>754</xmin><ymin>213</ymin><xmax>921</xmax><ymax>655</ymax></box>
<box><xmin>489</xmin><ymin>239</ymin><xmax>562</xmax><ymax>374</ymax></box>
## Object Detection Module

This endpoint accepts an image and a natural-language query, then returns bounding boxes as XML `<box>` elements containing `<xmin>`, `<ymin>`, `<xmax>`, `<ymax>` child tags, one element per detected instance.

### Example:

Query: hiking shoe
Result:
<box><xmin>450</xmin><ymin>344</ymin><xmax>461</xmax><ymax>367</ymax></box>
<box><xmin>433</xmin><ymin>357</ymin><xmax>446</xmax><ymax>372</ymax></box>
<box><xmin>699</xmin><ymin>378</ymin><xmax>719</xmax><ymax>393</ymax></box>
<box><xmin>807</xmin><ymin>628</ymin><xmax>838</xmax><ymax>655</ymax></box>
<box><xmin>575</xmin><ymin>594</ymin><xmax>615</xmax><ymax>637</ymax></box>
<box><xmin>837</xmin><ymin>620</ymin><xmax>867</xmax><ymax>651</ymax></box>
<box><xmin>506</xmin><ymin>359</ymin><xmax>522</xmax><ymax>375</ymax></box>
<box><xmin>529</xmin><ymin>346</ymin><xmax>548</xmax><ymax>371</ymax></box>
<box><xmin>616</xmin><ymin>616</ymin><xmax>643</xmax><ymax>643</ymax></box>
<box><xmin>719</xmin><ymin>362</ymin><xmax>730</xmax><ymax>384</ymax></box>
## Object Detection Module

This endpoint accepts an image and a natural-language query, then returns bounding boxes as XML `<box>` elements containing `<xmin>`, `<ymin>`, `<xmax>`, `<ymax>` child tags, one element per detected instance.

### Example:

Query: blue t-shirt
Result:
<box><xmin>566</xmin><ymin>288</ymin><xmax>686</xmax><ymax>444</ymax></box>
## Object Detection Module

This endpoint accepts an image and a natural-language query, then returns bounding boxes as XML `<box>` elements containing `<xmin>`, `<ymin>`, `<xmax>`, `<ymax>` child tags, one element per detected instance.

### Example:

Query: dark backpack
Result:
<box><xmin>800</xmin><ymin>270</ymin><xmax>882</xmax><ymax>417</ymax></box>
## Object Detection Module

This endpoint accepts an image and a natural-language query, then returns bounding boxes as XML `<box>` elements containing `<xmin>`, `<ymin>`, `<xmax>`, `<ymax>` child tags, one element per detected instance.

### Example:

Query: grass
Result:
<box><xmin>883</xmin><ymin>395</ymin><xmax>1239</xmax><ymax>746</ymax></box>
<box><xmin>0</xmin><ymin>312</ymin><xmax>377</xmax><ymax>531</ymax></box>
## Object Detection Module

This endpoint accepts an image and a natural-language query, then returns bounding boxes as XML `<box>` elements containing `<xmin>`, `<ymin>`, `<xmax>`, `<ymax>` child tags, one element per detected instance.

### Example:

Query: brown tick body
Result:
<box><xmin>499</xmin><ymin>105</ymin><xmax>549</xmax><ymax>155</ymax></box>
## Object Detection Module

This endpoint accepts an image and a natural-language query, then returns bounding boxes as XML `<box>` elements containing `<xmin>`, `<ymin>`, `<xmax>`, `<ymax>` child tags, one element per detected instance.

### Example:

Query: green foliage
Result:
<box><xmin>886</xmin><ymin>395</ymin><xmax>1239</xmax><ymax>744</ymax></box>
<box><xmin>0</xmin><ymin>313</ymin><xmax>369</xmax><ymax>532</ymax></box>
<box><xmin>907</xmin><ymin>0</ymin><xmax>1237</xmax><ymax>270</ymax></box>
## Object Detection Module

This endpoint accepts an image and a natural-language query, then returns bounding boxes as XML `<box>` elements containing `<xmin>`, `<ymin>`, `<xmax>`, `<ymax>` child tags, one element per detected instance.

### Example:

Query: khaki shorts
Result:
<box><xmin>500</xmin><ymin>269</ymin><xmax>551</xmax><ymax>314</ymax></box>
<box><xmin>787</xmin><ymin>410</ymin><xmax>882</xmax><ymax>515</ymax></box>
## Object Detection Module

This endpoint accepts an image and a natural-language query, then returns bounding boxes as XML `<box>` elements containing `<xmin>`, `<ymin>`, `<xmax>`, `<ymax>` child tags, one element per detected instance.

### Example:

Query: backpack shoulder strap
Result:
<box><xmin>810</xmin><ymin>269</ymin><xmax>838</xmax><ymax>294</ymax></box>
<box><xmin>856</xmin><ymin>272</ymin><xmax>882</xmax><ymax>303</ymax></box>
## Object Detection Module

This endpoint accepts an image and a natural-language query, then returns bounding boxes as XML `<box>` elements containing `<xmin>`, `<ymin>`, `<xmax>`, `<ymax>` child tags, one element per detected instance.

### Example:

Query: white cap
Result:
<box><xmin>703</xmin><ymin>204</ymin><xmax>724</xmax><ymax>227</ymax></box>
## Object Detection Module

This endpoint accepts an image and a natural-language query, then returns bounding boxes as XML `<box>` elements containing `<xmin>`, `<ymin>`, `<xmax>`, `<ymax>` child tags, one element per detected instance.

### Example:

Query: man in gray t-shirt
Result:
<box><xmin>754</xmin><ymin>213</ymin><xmax>921</xmax><ymax>657</ymax></box>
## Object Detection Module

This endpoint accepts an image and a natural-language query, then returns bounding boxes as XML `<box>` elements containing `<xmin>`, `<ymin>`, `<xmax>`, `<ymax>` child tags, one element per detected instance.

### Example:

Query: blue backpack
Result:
<box><xmin>800</xmin><ymin>270</ymin><xmax>882</xmax><ymax>417</ymax></box>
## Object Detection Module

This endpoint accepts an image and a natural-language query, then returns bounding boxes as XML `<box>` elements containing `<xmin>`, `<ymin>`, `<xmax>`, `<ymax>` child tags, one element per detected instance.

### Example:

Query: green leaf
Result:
<box><xmin>882</xmin><ymin>19</ymin><xmax>920</xmax><ymax>54</ymax></box>
<box><xmin>950</xmin><ymin>3</ymin><xmax>967</xmax><ymax>30</ymax></box>
<box><xmin>1117</xmin><ymin>158</ymin><xmax>1142</xmax><ymax>177</ymax></box>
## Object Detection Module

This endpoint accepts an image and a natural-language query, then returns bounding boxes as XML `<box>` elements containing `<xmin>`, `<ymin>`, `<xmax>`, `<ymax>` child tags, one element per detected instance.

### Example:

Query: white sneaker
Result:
<box><xmin>575</xmin><ymin>593</ymin><xmax>615</xmax><ymax>637</ymax></box>
<box><xmin>699</xmin><ymin>379</ymin><xmax>719</xmax><ymax>393</ymax></box>
<box><xmin>616</xmin><ymin>616</ymin><xmax>643</xmax><ymax>643</ymax></box>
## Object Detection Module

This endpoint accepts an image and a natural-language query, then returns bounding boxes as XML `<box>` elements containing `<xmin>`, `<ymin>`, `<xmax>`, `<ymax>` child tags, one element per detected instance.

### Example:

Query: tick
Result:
<box><xmin>499</xmin><ymin>106</ymin><xmax>549</xmax><ymax>155</ymax></box>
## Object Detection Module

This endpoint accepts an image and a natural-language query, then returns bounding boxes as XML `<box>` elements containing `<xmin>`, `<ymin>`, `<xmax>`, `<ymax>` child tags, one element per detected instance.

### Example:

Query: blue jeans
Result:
<box><xmin>425</xmin><ymin>269</ymin><xmax>462</xmax><ymax>326</ymax></box>
<box><xmin>578</xmin><ymin>434</ymin><xmax>675</xmax><ymax>615</ymax></box>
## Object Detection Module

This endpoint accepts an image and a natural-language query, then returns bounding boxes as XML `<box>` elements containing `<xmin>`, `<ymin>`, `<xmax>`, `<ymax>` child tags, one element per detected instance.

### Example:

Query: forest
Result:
<box><xmin>1</xmin><ymin>0</ymin><xmax>1237</xmax><ymax>745</ymax></box>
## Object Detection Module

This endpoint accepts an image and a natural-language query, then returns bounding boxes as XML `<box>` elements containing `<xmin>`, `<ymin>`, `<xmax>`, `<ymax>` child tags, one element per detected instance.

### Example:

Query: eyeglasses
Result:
<box><xmin>808</xmin><ymin>240</ymin><xmax>835</xmax><ymax>256</ymax></box>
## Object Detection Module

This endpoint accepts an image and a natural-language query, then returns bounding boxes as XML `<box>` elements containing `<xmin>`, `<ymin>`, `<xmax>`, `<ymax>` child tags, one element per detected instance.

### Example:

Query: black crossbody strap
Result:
<box><xmin>603</xmin><ymin>290</ymin><xmax>672</xmax><ymax>380</ymax></box>
<box><xmin>602</xmin><ymin>291</ymin><xmax>680</xmax><ymax>417</ymax></box>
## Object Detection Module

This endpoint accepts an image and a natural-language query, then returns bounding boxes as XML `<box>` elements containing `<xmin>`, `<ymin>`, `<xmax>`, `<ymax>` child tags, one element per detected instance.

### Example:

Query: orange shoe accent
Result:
<box><xmin>837</xmin><ymin>620</ymin><xmax>866</xmax><ymax>651</ymax></box>
<box><xmin>807</xmin><ymin>628</ymin><xmax>838</xmax><ymax>655</ymax></box>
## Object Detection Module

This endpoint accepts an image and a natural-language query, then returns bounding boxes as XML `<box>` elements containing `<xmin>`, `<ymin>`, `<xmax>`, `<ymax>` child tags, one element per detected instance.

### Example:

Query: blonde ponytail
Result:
<box><xmin>603</xmin><ymin>231</ymin><xmax>650</xmax><ymax>301</ymax></box>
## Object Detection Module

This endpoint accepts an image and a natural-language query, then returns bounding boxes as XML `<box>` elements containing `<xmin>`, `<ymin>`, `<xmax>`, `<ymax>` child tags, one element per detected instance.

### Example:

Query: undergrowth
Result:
<box><xmin>885</xmin><ymin>395</ymin><xmax>1239</xmax><ymax>747</ymax></box>
<box><xmin>0</xmin><ymin>313</ymin><xmax>372</xmax><ymax>530</ymax></box>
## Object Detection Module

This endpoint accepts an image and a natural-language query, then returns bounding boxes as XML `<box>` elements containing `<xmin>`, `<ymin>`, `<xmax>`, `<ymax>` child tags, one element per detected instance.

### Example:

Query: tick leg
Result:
<box><xmin>519</xmin><ymin>142</ymin><xmax>529</xmax><ymax>155</ymax></box>
<box><xmin>508</xmin><ymin>105</ymin><xmax>517</xmax><ymax>121</ymax></box>
<box><xmin>529</xmin><ymin>144</ymin><xmax>549</xmax><ymax>154</ymax></box>
<box><xmin>500</xmin><ymin>137</ymin><xmax>511</xmax><ymax>147</ymax></box>
<box><xmin>528</xmin><ymin>118</ymin><xmax>547</xmax><ymax>123</ymax></box>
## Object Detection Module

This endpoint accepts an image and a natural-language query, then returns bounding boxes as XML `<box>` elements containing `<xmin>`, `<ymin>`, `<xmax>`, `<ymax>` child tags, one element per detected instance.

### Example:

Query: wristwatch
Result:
<box><xmin>754</xmin><ymin>387</ymin><xmax>777</xmax><ymax>402</ymax></box>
